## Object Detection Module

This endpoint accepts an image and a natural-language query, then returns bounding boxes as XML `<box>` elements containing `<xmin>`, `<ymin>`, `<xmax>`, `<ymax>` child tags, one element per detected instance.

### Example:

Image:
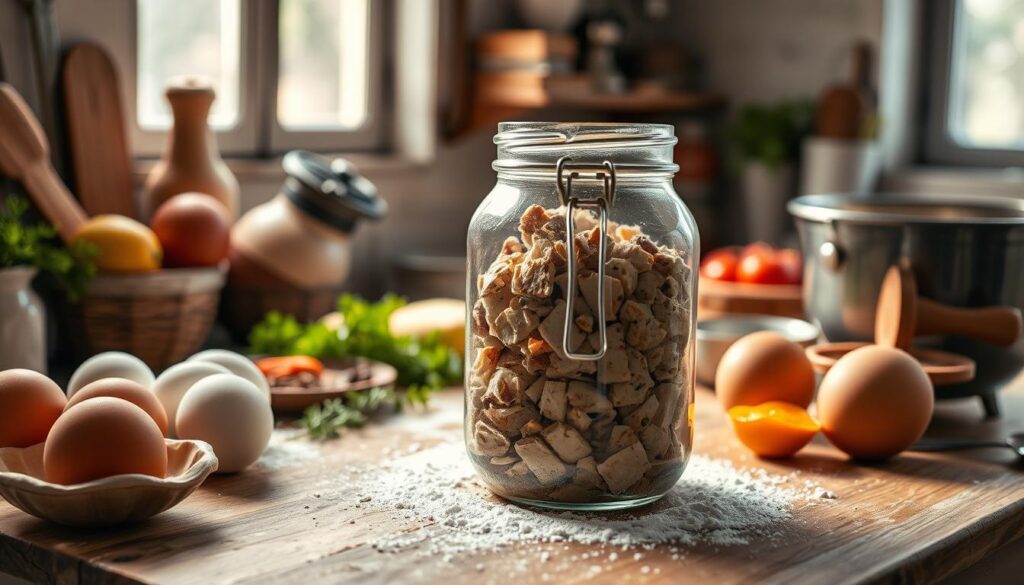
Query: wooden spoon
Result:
<box><xmin>0</xmin><ymin>82</ymin><xmax>87</xmax><ymax>243</ymax></box>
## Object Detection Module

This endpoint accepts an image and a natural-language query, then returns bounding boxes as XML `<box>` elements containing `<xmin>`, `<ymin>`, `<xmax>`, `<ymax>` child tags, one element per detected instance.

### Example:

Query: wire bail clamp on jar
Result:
<box><xmin>556</xmin><ymin>156</ymin><xmax>617</xmax><ymax>362</ymax></box>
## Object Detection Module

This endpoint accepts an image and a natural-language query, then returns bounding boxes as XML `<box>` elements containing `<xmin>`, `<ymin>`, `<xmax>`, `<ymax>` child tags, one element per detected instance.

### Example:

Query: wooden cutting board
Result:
<box><xmin>3</xmin><ymin>381</ymin><xmax>1024</xmax><ymax>584</ymax></box>
<box><xmin>61</xmin><ymin>42</ymin><xmax>137</xmax><ymax>218</ymax></box>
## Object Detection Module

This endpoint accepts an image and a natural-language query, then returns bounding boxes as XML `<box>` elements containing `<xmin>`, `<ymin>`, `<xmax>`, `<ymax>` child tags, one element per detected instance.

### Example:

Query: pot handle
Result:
<box><xmin>819</xmin><ymin>240</ymin><xmax>845</xmax><ymax>272</ymax></box>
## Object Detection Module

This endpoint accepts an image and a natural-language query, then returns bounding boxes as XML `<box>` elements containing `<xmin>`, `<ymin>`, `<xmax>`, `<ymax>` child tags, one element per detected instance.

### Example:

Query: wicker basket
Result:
<box><xmin>71</xmin><ymin>266</ymin><xmax>227</xmax><ymax>370</ymax></box>
<box><xmin>220</xmin><ymin>283</ymin><xmax>341</xmax><ymax>342</ymax></box>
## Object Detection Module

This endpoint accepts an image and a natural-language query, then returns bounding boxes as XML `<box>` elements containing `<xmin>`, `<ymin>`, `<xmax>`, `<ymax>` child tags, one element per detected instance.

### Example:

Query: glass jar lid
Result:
<box><xmin>492</xmin><ymin>122</ymin><xmax>679</xmax><ymax>180</ymax></box>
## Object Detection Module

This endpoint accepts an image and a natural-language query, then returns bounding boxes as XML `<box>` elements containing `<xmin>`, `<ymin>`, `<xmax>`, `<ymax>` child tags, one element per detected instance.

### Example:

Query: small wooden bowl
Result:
<box><xmin>0</xmin><ymin>439</ymin><xmax>218</xmax><ymax>527</ymax></box>
<box><xmin>268</xmin><ymin>358</ymin><xmax>399</xmax><ymax>413</ymax></box>
<box><xmin>697</xmin><ymin>278</ymin><xmax>804</xmax><ymax>319</ymax></box>
<box><xmin>806</xmin><ymin>341</ymin><xmax>976</xmax><ymax>385</ymax></box>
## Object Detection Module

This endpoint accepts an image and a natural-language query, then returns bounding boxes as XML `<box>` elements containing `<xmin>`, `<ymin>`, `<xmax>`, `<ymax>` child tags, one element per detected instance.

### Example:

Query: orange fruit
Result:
<box><xmin>150</xmin><ymin>193</ymin><xmax>231</xmax><ymax>268</ymax></box>
<box><xmin>727</xmin><ymin>401</ymin><xmax>820</xmax><ymax>458</ymax></box>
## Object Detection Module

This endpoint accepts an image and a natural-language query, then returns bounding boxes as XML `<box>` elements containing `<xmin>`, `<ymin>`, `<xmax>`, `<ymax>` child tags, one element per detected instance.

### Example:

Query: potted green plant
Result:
<box><xmin>727</xmin><ymin>100</ymin><xmax>813</xmax><ymax>243</ymax></box>
<box><xmin>0</xmin><ymin>196</ymin><xmax>95</xmax><ymax>372</ymax></box>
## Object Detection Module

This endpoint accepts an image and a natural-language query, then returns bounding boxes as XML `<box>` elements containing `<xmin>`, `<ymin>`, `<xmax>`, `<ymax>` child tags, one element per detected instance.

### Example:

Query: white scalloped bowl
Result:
<box><xmin>0</xmin><ymin>439</ymin><xmax>218</xmax><ymax>527</ymax></box>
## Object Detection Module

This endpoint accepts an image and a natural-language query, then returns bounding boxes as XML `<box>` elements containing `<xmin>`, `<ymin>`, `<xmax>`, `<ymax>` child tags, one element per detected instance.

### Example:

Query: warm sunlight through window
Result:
<box><xmin>949</xmin><ymin>0</ymin><xmax>1024</xmax><ymax>149</ymax></box>
<box><xmin>277</xmin><ymin>0</ymin><xmax>371</xmax><ymax>130</ymax></box>
<box><xmin>136</xmin><ymin>0</ymin><xmax>241</xmax><ymax>130</ymax></box>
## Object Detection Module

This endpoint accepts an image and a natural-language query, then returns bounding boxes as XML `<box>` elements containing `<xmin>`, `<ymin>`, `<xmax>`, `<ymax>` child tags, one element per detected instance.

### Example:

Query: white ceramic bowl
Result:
<box><xmin>696</xmin><ymin>314</ymin><xmax>820</xmax><ymax>386</ymax></box>
<box><xmin>0</xmin><ymin>439</ymin><xmax>217</xmax><ymax>527</ymax></box>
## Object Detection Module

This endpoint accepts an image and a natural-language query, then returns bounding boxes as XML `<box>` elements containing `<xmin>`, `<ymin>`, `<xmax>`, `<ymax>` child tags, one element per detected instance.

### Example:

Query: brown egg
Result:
<box><xmin>715</xmin><ymin>331</ymin><xmax>816</xmax><ymax>409</ymax></box>
<box><xmin>150</xmin><ymin>193</ymin><xmax>231</xmax><ymax>268</ymax></box>
<box><xmin>44</xmin><ymin>397</ymin><xmax>167</xmax><ymax>485</ymax></box>
<box><xmin>66</xmin><ymin>377</ymin><xmax>169</xmax><ymax>436</ymax></box>
<box><xmin>0</xmin><ymin>369</ymin><xmax>67</xmax><ymax>448</ymax></box>
<box><xmin>817</xmin><ymin>345</ymin><xmax>934</xmax><ymax>460</ymax></box>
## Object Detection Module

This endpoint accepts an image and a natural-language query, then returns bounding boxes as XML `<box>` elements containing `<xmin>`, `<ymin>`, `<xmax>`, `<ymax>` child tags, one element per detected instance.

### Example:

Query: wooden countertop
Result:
<box><xmin>3</xmin><ymin>381</ymin><xmax>1024</xmax><ymax>585</ymax></box>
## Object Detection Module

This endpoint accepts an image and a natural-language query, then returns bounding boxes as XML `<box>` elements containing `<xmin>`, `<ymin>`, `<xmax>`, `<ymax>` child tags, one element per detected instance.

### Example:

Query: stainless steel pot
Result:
<box><xmin>789</xmin><ymin>193</ymin><xmax>1024</xmax><ymax>416</ymax></box>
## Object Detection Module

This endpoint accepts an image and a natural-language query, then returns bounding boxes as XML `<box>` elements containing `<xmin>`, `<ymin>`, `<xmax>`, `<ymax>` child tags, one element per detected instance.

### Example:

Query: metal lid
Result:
<box><xmin>281</xmin><ymin>150</ymin><xmax>387</xmax><ymax>233</ymax></box>
<box><xmin>492</xmin><ymin>122</ymin><xmax>679</xmax><ymax>179</ymax></box>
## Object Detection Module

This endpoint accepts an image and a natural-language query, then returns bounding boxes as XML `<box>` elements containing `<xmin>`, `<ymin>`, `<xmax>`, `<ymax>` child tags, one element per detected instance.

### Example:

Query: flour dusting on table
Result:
<box><xmin>345</xmin><ymin>441</ymin><xmax>834</xmax><ymax>556</ymax></box>
<box><xmin>257</xmin><ymin>429</ymin><xmax>321</xmax><ymax>470</ymax></box>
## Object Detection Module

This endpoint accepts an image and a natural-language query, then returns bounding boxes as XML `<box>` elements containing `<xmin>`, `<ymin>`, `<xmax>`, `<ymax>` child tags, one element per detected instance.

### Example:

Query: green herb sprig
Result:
<box><xmin>0</xmin><ymin>196</ymin><xmax>96</xmax><ymax>300</ymax></box>
<box><xmin>301</xmin><ymin>386</ymin><xmax>398</xmax><ymax>439</ymax></box>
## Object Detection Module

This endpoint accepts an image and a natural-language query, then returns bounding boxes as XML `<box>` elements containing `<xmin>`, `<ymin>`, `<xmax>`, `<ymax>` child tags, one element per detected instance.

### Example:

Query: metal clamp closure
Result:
<box><xmin>558</xmin><ymin>156</ymin><xmax>617</xmax><ymax>361</ymax></box>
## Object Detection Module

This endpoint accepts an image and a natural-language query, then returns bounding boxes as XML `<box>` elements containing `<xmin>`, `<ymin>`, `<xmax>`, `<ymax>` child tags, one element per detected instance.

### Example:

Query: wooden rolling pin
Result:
<box><xmin>916</xmin><ymin>299</ymin><xmax>1023</xmax><ymax>347</ymax></box>
<box><xmin>0</xmin><ymin>82</ymin><xmax>87</xmax><ymax>243</ymax></box>
<box><xmin>876</xmin><ymin>266</ymin><xmax>1023</xmax><ymax>349</ymax></box>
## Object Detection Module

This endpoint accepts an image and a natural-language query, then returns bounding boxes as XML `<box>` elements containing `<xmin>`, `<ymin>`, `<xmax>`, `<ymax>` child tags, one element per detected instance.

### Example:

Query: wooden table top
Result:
<box><xmin>3</xmin><ymin>380</ymin><xmax>1024</xmax><ymax>585</ymax></box>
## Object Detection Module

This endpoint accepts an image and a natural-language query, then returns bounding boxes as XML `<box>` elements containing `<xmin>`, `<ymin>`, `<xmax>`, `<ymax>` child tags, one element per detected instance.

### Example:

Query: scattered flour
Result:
<box><xmin>257</xmin><ymin>429</ymin><xmax>321</xmax><ymax>470</ymax></box>
<box><xmin>347</xmin><ymin>441</ymin><xmax>835</xmax><ymax>556</ymax></box>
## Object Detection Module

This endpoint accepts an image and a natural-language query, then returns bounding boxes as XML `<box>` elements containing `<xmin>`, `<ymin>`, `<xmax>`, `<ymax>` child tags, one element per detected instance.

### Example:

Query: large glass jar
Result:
<box><xmin>465</xmin><ymin>122</ymin><xmax>698</xmax><ymax>510</ymax></box>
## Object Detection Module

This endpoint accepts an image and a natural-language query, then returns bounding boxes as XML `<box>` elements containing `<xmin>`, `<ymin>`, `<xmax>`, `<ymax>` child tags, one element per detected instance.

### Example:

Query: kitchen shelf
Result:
<box><xmin>455</xmin><ymin>75</ymin><xmax>728</xmax><ymax>138</ymax></box>
<box><xmin>480</xmin><ymin>87</ymin><xmax>727</xmax><ymax>113</ymax></box>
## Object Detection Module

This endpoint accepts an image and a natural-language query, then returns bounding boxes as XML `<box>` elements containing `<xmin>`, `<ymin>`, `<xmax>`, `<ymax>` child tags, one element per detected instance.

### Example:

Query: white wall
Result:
<box><xmin>672</xmin><ymin>0</ymin><xmax>884</xmax><ymax>103</ymax></box>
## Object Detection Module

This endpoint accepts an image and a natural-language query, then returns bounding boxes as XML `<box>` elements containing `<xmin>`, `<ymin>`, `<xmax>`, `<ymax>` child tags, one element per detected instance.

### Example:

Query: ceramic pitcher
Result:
<box><xmin>0</xmin><ymin>267</ymin><xmax>46</xmax><ymax>373</ymax></box>
<box><xmin>141</xmin><ymin>78</ymin><xmax>239</xmax><ymax>221</ymax></box>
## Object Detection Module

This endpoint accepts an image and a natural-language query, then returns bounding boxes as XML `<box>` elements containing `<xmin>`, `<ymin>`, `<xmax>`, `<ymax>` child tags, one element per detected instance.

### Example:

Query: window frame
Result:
<box><xmin>922</xmin><ymin>0</ymin><xmax>1024</xmax><ymax>167</ymax></box>
<box><xmin>121</xmin><ymin>0</ymin><xmax>387</xmax><ymax>158</ymax></box>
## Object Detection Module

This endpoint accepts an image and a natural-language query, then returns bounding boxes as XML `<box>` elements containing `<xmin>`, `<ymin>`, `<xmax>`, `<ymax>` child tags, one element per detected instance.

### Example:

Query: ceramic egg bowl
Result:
<box><xmin>696</xmin><ymin>314</ymin><xmax>820</xmax><ymax>386</ymax></box>
<box><xmin>0</xmin><ymin>439</ymin><xmax>217</xmax><ymax>527</ymax></box>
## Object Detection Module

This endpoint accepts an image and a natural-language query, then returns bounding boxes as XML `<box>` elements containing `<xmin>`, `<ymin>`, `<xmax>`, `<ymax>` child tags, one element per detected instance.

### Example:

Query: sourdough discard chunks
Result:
<box><xmin>468</xmin><ymin>204</ymin><xmax>691</xmax><ymax>501</ymax></box>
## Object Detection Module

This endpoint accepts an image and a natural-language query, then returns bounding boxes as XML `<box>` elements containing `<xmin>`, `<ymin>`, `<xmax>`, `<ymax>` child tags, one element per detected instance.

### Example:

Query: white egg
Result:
<box><xmin>151</xmin><ymin>361</ymin><xmax>231</xmax><ymax>437</ymax></box>
<box><xmin>187</xmin><ymin>350</ymin><xmax>270</xmax><ymax>401</ymax></box>
<box><xmin>67</xmin><ymin>352</ymin><xmax>155</xmax><ymax>398</ymax></box>
<box><xmin>175</xmin><ymin>374</ymin><xmax>273</xmax><ymax>473</ymax></box>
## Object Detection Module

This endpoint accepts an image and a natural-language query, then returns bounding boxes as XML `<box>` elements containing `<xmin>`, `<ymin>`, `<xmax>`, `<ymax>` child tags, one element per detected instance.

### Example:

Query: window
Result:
<box><xmin>130</xmin><ymin>0</ymin><xmax>384</xmax><ymax>156</ymax></box>
<box><xmin>925</xmin><ymin>0</ymin><xmax>1024</xmax><ymax>166</ymax></box>
<box><xmin>137</xmin><ymin>0</ymin><xmax>241</xmax><ymax>130</ymax></box>
<box><xmin>278</xmin><ymin>0</ymin><xmax>370</xmax><ymax>130</ymax></box>
<box><xmin>949</xmin><ymin>0</ymin><xmax>1024</xmax><ymax>149</ymax></box>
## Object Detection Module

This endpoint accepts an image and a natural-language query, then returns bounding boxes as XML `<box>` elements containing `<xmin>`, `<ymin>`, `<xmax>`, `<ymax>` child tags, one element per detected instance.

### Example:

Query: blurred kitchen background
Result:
<box><xmin>0</xmin><ymin>0</ymin><xmax>1021</xmax><ymax>327</ymax></box>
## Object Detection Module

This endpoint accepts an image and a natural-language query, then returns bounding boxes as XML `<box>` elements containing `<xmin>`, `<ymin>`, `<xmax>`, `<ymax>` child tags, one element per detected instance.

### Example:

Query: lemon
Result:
<box><xmin>73</xmin><ymin>215</ymin><xmax>163</xmax><ymax>273</ymax></box>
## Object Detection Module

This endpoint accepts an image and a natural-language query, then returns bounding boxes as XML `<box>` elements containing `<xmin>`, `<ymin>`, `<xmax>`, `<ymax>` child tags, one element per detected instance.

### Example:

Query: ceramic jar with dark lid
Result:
<box><xmin>225</xmin><ymin>151</ymin><xmax>387</xmax><ymax>336</ymax></box>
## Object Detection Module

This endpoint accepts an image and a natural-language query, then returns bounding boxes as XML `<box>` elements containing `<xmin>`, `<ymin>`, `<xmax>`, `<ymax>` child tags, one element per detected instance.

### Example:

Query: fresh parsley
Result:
<box><xmin>0</xmin><ymin>196</ymin><xmax>96</xmax><ymax>301</ymax></box>
<box><xmin>249</xmin><ymin>293</ymin><xmax>463</xmax><ymax>430</ymax></box>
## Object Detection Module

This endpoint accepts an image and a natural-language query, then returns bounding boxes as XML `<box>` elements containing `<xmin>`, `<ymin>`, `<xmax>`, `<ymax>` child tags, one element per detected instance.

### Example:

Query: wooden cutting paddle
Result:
<box><xmin>61</xmin><ymin>42</ymin><xmax>136</xmax><ymax>218</ymax></box>
<box><xmin>0</xmin><ymin>82</ymin><xmax>87</xmax><ymax>243</ymax></box>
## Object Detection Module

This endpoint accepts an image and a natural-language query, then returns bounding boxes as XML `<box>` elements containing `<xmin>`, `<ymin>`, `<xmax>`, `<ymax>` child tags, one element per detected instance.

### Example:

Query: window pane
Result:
<box><xmin>137</xmin><ymin>0</ymin><xmax>241</xmax><ymax>130</ymax></box>
<box><xmin>278</xmin><ymin>0</ymin><xmax>370</xmax><ymax>130</ymax></box>
<box><xmin>949</xmin><ymin>0</ymin><xmax>1024</xmax><ymax>149</ymax></box>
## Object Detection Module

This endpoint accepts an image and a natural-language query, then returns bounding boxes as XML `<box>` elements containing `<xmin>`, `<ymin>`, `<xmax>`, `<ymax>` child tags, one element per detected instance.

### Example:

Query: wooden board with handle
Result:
<box><xmin>61</xmin><ymin>42</ymin><xmax>137</xmax><ymax>218</ymax></box>
<box><xmin>3</xmin><ymin>381</ymin><xmax>1024</xmax><ymax>584</ymax></box>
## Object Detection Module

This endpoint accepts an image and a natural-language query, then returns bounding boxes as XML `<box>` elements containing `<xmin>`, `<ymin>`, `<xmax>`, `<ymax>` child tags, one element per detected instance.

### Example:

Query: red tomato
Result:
<box><xmin>700</xmin><ymin>249</ymin><xmax>739</xmax><ymax>281</ymax></box>
<box><xmin>777</xmin><ymin>249</ymin><xmax>803</xmax><ymax>285</ymax></box>
<box><xmin>737</xmin><ymin>244</ymin><xmax>787</xmax><ymax>284</ymax></box>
